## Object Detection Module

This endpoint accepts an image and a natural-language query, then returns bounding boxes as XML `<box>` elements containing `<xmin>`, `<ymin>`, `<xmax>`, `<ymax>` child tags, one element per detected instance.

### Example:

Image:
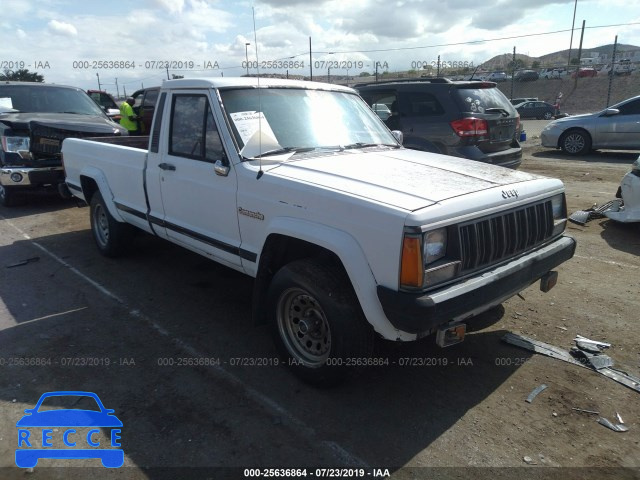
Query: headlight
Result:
<box><xmin>400</xmin><ymin>227</ymin><xmax>460</xmax><ymax>290</ymax></box>
<box><xmin>1</xmin><ymin>136</ymin><xmax>30</xmax><ymax>152</ymax></box>
<box><xmin>550</xmin><ymin>193</ymin><xmax>567</xmax><ymax>236</ymax></box>
<box><xmin>424</xmin><ymin>228</ymin><xmax>447</xmax><ymax>264</ymax></box>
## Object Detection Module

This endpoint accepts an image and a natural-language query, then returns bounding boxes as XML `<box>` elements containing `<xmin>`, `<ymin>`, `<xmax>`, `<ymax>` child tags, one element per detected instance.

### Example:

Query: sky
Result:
<box><xmin>2</xmin><ymin>0</ymin><xmax>639</xmax><ymax>95</ymax></box>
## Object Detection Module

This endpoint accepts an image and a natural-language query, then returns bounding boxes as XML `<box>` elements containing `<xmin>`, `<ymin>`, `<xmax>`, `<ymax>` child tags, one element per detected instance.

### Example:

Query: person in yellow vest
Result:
<box><xmin>119</xmin><ymin>97</ymin><xmax>140</xmax><ymax>135</ymax></box>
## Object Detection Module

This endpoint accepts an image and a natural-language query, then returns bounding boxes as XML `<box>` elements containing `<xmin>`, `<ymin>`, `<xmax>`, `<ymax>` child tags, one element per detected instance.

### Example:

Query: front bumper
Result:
<box><xmin>540</xmin><ymin>128</ymin><xmax>561</xmax><ymax>148</ymax></box>
<box><xmin>377</xmin><ymin>235</ymin><xmax>576</xmax><ymax>334</ymax></box>
<box><xmin>0</xmin><ymin>166</ymin><xmax>65</xmax><ymax>187</ymax></box>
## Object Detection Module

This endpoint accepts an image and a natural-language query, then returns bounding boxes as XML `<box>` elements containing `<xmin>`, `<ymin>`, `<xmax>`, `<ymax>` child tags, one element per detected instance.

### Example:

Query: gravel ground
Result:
<box><xmin>0</xmin><ymin>144</ymin><xmax>638</xmax><ymax>480</ymax></box>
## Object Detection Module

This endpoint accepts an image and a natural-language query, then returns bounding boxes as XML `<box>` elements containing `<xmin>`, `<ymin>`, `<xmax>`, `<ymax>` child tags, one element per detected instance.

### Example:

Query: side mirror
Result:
<box><xmin>391</xmin><ymin>130</ymin><xmax>403</xmax><ymax>145</ymax></box>
<box><xmin>214</xmin><ymin>159</ymin><xmax>230</xmax><ymax>177</ymax></box>
<box><xmin>603</xmin><ymin>108</ymin><xmax>620</xmax><ymax>117</ymax></box>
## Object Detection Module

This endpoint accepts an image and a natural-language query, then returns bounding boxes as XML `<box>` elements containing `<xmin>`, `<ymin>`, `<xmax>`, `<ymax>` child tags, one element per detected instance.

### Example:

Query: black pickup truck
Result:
<box><xmin>0</xmin><ymin>81</ymin><xmax>127</xmax><ymax>206</ymax></box>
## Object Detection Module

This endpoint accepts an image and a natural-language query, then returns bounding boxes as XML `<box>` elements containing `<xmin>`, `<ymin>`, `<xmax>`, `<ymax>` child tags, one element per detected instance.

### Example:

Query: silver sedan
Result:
<box><xmin>541</xmin><ymin>95</ymin><xmax>640</xmax><ymax>155</ymax></box>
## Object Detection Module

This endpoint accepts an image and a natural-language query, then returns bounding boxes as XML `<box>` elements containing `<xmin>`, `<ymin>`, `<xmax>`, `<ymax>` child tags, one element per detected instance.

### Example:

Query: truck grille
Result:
<box><xmin>30</xmin><ymin>125</ymin><xmax>114</xmax><ymax>158</ymax></box>
<box><xmin>458</xmin><ymin>200</ymin><xmax>554</xmax><ymax>271</ymax></box>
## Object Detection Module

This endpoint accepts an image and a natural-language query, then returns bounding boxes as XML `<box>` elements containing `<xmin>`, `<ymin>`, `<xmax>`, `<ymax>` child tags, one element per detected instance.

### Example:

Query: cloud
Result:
<box><xmin>48</xmin><ymin>19</ymin><xmax>77</xmax><ymax>36</ymax></box>
<box><xmin>17</xmin><ymin>29</ymin><xmax>27</xmax><ymax>39</ymax></box>
<box><xmin>153</xmin><ymin>0</ymin><xmax>186</xmax><ymax>14</ymax></box>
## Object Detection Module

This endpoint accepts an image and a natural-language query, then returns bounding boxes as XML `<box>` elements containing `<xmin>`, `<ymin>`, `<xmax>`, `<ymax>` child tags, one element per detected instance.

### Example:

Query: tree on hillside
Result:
<box><xmin>0</xmin><ymin>69</ymin><xmax>45</xmax><ymax>82</ymax></box>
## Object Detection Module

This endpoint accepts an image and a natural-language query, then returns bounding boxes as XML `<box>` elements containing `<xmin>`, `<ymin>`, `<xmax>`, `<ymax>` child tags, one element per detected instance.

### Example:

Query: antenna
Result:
<box><xmin>252</xmin><ymin>7</ymin><xmax>264</xmax><ymax>179</ymax></box>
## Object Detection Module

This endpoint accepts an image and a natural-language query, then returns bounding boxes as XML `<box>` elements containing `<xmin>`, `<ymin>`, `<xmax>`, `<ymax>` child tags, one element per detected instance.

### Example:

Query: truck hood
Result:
<box><xmin>0</xmin><ymin>112</ymin><xmax>125</xmax><ymax>134</ymax></box>
<box><xmin>270</xmin><ymin>148</ymin><xmax>543</xmax><ymax>210</ymax></box>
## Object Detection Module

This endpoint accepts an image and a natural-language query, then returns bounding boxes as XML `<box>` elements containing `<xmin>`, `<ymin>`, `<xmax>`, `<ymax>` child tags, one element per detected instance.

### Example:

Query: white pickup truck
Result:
<box><xmin>62</xmin><ymin>78</ymin><xmax>576</xmax><ymax>385</ymax></box>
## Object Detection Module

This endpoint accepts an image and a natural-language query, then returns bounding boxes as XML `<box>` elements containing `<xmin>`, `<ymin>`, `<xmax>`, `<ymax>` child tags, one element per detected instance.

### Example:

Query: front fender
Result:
<box><xmin>256</xmin><ymin>216</ymin><xmax>415</xmax><ymax>341</ymax></box>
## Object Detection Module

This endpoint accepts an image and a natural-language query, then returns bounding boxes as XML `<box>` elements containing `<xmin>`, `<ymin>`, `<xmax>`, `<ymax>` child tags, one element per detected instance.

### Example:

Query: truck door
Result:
<box><xmin>155</xmin><ymin>91</ymin><xmax>243</xmax><ymax>268</ymax></box>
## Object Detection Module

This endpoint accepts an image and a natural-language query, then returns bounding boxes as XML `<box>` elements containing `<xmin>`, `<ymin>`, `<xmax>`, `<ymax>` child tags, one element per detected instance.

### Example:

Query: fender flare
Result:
<box><xmin>79</xmin><ymin>166</ymin><xmax>125</xmax><ymax>223</ymax></box>
<box><xmin>257</xmin><ymin>216</ymin><xmax>415</xmax><ymax>341</ymax></box>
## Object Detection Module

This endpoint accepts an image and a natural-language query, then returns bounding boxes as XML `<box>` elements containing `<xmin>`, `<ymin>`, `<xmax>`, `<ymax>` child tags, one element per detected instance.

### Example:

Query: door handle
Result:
<box><xmin>158</xmin><ymin>163</ymin><xmax>176</xmax><ymax>171</ymax></box>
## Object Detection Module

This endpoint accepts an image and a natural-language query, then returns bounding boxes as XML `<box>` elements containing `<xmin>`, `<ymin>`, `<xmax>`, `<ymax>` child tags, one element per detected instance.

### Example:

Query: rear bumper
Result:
<box><xmin>448</xmin><ymin>144</ymin><xmax>522</xmax><ymax>169</ymax></box>
<box><xmin>0</xmin><ymin>166</ymin><xmax>65</xmax><ymax>187</ymax></box>
<box><xmin>377</xmin><ymin>235</ymin><xmax>576</xmax><ymax>335</ymax></box>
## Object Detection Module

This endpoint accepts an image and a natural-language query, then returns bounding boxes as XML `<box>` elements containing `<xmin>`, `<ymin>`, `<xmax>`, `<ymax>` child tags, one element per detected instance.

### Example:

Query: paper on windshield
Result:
<box><xmin>231</xmin><ymin>111</ymin><xmax>283</xmax><ymax>158</ymax></box>
<box><xmin>230</xmin><ymin>111</ymin><xmax>277</xmax><ymax>145</ymax></box>
<box><xmin>0</xmin><ymin>98</ymin><xmax>13</xmax><ymax>109</ymax></box>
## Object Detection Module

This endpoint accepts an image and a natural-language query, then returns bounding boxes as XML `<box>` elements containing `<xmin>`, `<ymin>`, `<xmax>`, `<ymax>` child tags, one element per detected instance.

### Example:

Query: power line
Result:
<box><xmin>310</xmin><ymin>21</ymin><xmax>640</xmax><ymax>55</ymax></box>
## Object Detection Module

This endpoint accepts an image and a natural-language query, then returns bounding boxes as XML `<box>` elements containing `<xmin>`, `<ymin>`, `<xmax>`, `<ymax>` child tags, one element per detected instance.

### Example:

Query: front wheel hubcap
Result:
<box><xmin>564</xmin><ymin>134</ymin><xmax>585</xmax><ymax>153</ymax></box>
<box><xmin>277</xmin><ymin>288</ymin><xmax>331</xmax><ymax>366</ymax></box>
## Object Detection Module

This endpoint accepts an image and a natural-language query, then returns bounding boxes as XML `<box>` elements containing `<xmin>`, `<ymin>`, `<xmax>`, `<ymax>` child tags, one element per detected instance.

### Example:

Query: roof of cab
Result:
<box><xmin>161</xmin><ymin>77</ymin><xmax>355</xmax><ymax>93</ymax></box>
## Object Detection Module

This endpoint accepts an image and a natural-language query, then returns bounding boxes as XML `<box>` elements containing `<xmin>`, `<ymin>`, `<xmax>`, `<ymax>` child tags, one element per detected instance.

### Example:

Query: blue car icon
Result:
<box><xmin>16</xmin><ymin>391</ymin><xmax>123</xmax><ymax>468</ymax></box>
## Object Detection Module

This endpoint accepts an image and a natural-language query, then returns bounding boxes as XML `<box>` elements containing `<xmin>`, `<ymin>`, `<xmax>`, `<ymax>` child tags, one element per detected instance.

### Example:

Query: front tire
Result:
<box><xmin>90</xmin><ymin>191</ymin><xmax>134</xmax><ymax>257</ymax></box>
<box><xmin>0</xmin><ymin>185</ymin><xmax>25</xmax><ymax>207</ymax></box>
<box><xmin>560</xmin><ymin>129</ymin><xmax>591</xmax><ymax>155</ymax></box>
<box><xmin>543</xmin><ymin>111</ymin><xmax>553</xmax><ymax>120</ymax></box>
<box><xmin>267</xmin><ymin>258</ymin><xmax>374</xmax><ymax>386</ymax></box>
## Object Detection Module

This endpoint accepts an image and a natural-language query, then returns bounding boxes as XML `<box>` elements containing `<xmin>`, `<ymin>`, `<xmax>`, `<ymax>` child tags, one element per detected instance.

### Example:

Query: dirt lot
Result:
<box><xmin>0</xmin><ymin>144</ymin><xmax>639</xmax><ymax>480</ymax></box>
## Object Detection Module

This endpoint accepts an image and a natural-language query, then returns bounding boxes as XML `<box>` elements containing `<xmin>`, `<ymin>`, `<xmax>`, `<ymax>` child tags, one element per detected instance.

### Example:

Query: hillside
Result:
<box><xmin>483</xmin><ymin>43</ymin><xmax>640</xmax><ymax>69</ymax></box>
<box><xmin>496</xmin><ymin>74</ymin><xmax>639</xmax><ymax>114</ymax></box>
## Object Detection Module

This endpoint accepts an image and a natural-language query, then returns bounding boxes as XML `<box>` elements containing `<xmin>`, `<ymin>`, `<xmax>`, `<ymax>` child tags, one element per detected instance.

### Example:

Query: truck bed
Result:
<box><xmin>62</xmin><ymin>137</ymin><xmax>150</xmax><ymax>225</ymax></box>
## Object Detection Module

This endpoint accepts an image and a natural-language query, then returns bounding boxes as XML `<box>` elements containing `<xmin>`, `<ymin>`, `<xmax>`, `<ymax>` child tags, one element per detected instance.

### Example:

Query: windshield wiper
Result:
<box><xmin>484</xmin><ymin>108</ymin><xmax>510</xmax><ymax>117</ymax></box>
<box><xmin>343</xmin><ymin>142</ymin><xmax>400</xmax><ymax>149</ymax></box>
<box><xmin>252</xmin><ymin>146</ymin><xmax>316</xmax><ymax>158</ymax></box>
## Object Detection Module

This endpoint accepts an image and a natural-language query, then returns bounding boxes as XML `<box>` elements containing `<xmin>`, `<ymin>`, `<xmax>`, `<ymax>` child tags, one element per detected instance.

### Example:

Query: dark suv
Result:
<box><xmin>356</xmin><ymin>78</ymin><xmax>522</xmax><ymax>168</ymax></box>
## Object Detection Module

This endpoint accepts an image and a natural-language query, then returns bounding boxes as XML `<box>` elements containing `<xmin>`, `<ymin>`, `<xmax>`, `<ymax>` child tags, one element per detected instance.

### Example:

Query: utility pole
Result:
<box><xmin>574</xmin><ymin>20</ymin><xmax>585</xmax><ymax>88</ymax></box>
<box><xmin>166</xmin><ymin>66</ymin><xmax>170</xmax><ymax>80</ymax></box>
<box><xmin>567</xmin><ymin>0</ymin><xmax>578</xmax><ymax>69</ymax></box>
<box><xmin>96</xmin><ymin>73</ymin><xmax>101</xmax><ymax>90</ymax></box>
<box><xmin>436</xmin><ymin>55</ymin><xmax>441</xmax><ymax>77</ymax></box>
<box><xmin>606</xmin><ymin>35</ymin><xmax>618</xmax><ymax>107</ymax></box>
<box><xmin>510</xmin><ymin>46</ymin><xmax>516</xmax><ymax>101</ymax></box>
<box><xmin>245</xmin><ymin>42</ymin><xmax>250</xmax><ymax>76</ymax></box>
<box><xmin>375</xmin><ymin>62</ymin><xmax>379</xmax><ymax>82</ymax></box>
<box><xmin>115</xmin><ymin>78</ymin><xmax>120</xmax><ymax>98</ymax></box>
<box><xmin>309</xmin><ymin>37</ymin><xmax>313</xmax><ymax>81</ymax></box>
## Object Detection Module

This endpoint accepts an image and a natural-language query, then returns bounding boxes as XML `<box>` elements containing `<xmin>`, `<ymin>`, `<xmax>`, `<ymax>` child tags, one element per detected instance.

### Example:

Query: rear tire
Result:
<box><xmin>560</xmin><ymin>129</ymin><xmax>591</xmax><ymax>156</ymax></box>
<box><xmin>267</xmin><ymin>258</ymin><xmax>374</xmax><ymax>386</ymax></box>
<box><xmin>90</xmin><ymin>191</ymin><xmax>134</xmax><ymax>257</ymax></box>
<box><xmin>543</xmin><ymin>111</ymin><xmax>553</xmax><ymax>120</ymax></box>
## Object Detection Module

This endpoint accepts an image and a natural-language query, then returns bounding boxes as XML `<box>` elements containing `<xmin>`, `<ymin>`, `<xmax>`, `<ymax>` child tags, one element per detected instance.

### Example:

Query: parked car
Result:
<box><xmin>602</xmin><ymin>155</ymin><xmax>640</xmax><ymax>223</ymax></box>
<box><xmin>372</xmin><ymin>103</ymin><xmax>391</xmax><ymax>120</ymax></box>
<box><xmin>486</xmin><ymin>72</ymin><xmax>507</xmax><ymax>82</ymax></box>
<box><xmin>510</xmin><ymin>97</ymin><xmax>538</xmax><ymax>106</ymax></box>
<box><xmin>571</xmin><ymin>67</ymin><xmax>597</xmax><ymax>78</ymax></box>
<box><xmin>62</xmin><ymin>77</ymin><xmax>575</xmax><ymax>385</ymax></box>
<box><xmin>356</xmin><ymin>78</ymin><xmax>522</xmax><ymax>168</ymax></box>
<box><xmin>515</xmin><ymin>101</ymin><xmax>556</xmax><ymax>120</ymax></box>
<box><xmin>87</xmin><ymin>90</ymin><xmax>121</xmax><ymax>121</ymax></box>
<box><xmin>0</xmin><ymin>82</ymin><xmax>127</xmax><ymax>206</ymax></box>
<box><xmin>541</xmin><ymin>94</ymin><xmax>640</xmax><ymax>155</ymax></box>
<box><xmin>514</xmin><ymin>70</ymin><xmax>539</xmax><ymax>81</ymax></box>
<box><xmin>130</xmin><ymin>86</ymin><xmax>159</xmax><ymax>134</ymax></box>
<box><xmin>540</xmin><ymin>68</ymin><xmax>567</xmax><ymax>79</ymax></box>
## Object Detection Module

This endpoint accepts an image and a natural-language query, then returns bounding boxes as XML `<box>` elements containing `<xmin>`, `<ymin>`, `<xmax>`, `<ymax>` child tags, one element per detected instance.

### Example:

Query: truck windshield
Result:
<box><xmin>219</xmin><ymin>88</ymin><xmax>398</xmax><ymax>158</ymax></box>
<box><xmin>0</xmin><ymin>85</ymin><xmax>106</xmax><ymax>115</ymax></box>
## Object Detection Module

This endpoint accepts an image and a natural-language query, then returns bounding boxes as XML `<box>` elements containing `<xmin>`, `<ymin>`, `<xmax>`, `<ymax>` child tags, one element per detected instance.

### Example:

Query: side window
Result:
<box><xmin>170</xmin><ymin>95</ymin><xmax>207</xmax><ymax>160</ymax></box>
<box><xmin>143</xmin><ymin>89</ymin><xmax>158</xmax><ymax>108</ymax></box>
<box><xmin>205</xmin><ymin>109</ymin><xmax>225</xmax><ymax>162</ymax></box>
<box><xmin>404</xmin><ymin>92</ymin><xmax>444</xmax><ymax>116</ymax></box>
<box><xmin>617</xmin><ymin>99</ymin><xmax>640</xmax><ymax>115</ymax></box>
<box><xmin>169</xmin><ymin>94</ymin><xmax>224</xmax><ymax>163</ymax></box>
<box><xmin>360</xmin><ymin>91</ymin><xmax>396</xmax><ymax>121</ymax></box>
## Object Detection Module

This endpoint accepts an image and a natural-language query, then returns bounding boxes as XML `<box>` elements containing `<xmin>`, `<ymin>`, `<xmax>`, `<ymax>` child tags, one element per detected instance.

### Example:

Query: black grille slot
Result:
<box><xmin>459</xmin><ymin>200</ymin><xmax>554</xmax><ymax>272</ymax></box>
<box><xmin>30</xmin><ymin>125</ymin><xmax>114</xmax><ymax>158</ymax></box>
